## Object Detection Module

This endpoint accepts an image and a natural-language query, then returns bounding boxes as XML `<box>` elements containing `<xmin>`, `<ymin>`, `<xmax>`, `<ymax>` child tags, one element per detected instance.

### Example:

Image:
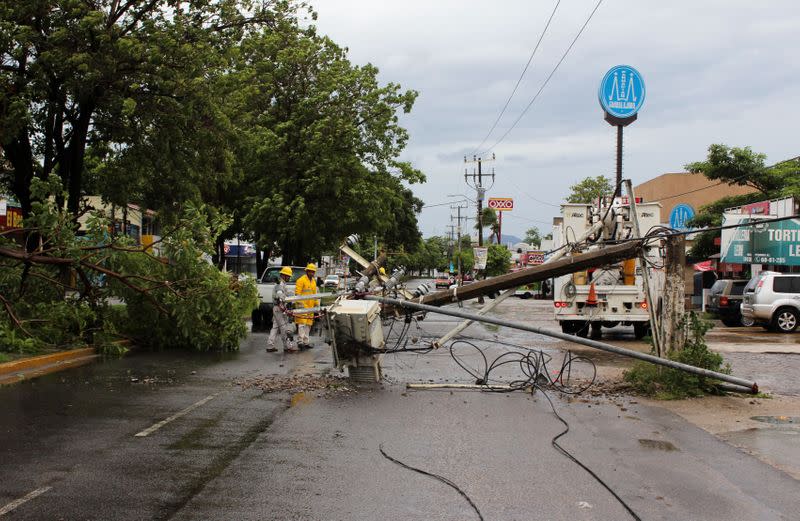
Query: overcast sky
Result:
<box><xmin>311</xmin><ymin>0</ymin><xmax>800</xmax><ymax>240</ymax></box>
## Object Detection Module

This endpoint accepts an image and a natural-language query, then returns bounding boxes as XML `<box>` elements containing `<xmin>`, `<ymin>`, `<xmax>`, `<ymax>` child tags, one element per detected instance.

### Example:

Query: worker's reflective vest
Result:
<box><xmin>294</xmin><ymin>274</ymin><xmax>318</xmax><ymax>326</ymax></box>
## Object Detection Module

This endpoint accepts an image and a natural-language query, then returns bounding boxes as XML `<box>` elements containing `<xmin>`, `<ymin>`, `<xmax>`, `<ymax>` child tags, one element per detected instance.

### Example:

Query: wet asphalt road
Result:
<box><xmin>2</xmin><ymin>284</ymin><xmax>799</xmax><ymax>520</ymax></box>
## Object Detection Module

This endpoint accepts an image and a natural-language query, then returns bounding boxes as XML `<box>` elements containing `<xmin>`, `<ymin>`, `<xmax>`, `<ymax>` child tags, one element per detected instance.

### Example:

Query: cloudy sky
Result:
<box><xmin>311</xmin><ymin>0</ymin><xmax>800</xmax><ymax>240</ymax></box>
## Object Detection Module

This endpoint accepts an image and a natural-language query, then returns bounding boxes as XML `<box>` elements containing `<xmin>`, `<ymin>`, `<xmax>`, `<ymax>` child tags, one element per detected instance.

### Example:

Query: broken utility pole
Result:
<box><xmin>662</xmin><ymin>234</ymin><xmax>687</xmax><ymax>354</ymax></box>
<box><xmin>420</xmin><ymin>241</ymin><xmax>641</xmax><ymax>307</ymax></box>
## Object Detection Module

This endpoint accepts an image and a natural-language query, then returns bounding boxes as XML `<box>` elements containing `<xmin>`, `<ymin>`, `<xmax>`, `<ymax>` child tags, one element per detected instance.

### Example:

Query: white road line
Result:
<box><xmin>134</xmin><ymin>392</ymin><xmax>220</xmax><ymax>437</ymax></box>
<box><xmin>0</xmin><ymin>486</ymin><xmax>52</xmax><ymax>516</ymax></box>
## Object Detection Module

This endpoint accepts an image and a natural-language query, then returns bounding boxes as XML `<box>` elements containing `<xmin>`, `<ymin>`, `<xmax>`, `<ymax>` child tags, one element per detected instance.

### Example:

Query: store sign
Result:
<box><xmin>720</xmin><ymin>213</ymin><xmax>800</xmax><ymax>265</ymax></box>
<box><xmin>599</xmin><ymin>65</ymin><xmax>646</xmax><ymax>119</ymax></box>
<box><xmin>669</xmin><ymin>203</ymin><xmax>695</xmax><ymax>231</ymax></box>
<box><xmin>487</xmin><ymin>197</ymin><xmax>513</xmax><ymax>211</ymax></box>
<box><xmin>524</xmin><ymin>250</ymin><xmax>546</xmax><ymax>265</ymax></box>
<box><xmin>473</xmin><ymin>247</ymin><xmax>488</xmax><ymax>270</ymax></box>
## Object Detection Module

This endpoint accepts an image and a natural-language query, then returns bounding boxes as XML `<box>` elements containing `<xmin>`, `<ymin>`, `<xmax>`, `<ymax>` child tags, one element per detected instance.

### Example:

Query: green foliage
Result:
<box><xmin>485</xmin><ymin>244</ymin><xmax>511</xmax><ymax>277</ymax></box>
<box><xmin>524</xmin><ymin>227</ymin><xmax>541</xmax><ymax>247</ymax></box>
<box><xmin>0</xmin><ymin>186</ymin><xmax>257</xmax><ymax>354</ymax></box>
<box><xmin>566</xmin><ymin>175</ymin><xmax>613</xmax><ymax>204</ymax></box>
<box><xmin>624</xmin><ymin>313</ymin><xmax>731</xmax><ymax>399</ymax></box>
<box><xmin>684</xmin><ymin>145</ymin><xmax>800</xmax><ymax>261</ymax></box>
<box><xmin>685</xmin><ymin>144</ymin><xmax>780</xmax><ymax>194</ymax></box>
<box><xmin>234</xmin><ymin>25</ymin><xmax>423</xmax><ymax>262</ymax></box>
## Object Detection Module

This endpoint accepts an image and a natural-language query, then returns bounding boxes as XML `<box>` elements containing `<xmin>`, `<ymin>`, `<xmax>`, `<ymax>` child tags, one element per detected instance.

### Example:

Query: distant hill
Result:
<box><xmin>498</xmin><ymin>234</ymin><xmax>522</xmax><ymax>246</ymax></box>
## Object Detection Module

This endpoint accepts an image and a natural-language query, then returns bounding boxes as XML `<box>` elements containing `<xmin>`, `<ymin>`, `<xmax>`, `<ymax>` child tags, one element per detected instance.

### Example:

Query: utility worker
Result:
<box><xmin>294</xmin><ymin>263</ymin><xmax>319</xmax><ymax>349</ymax></box>
<box><xmin>266</xmin><ymin>267</ymin><xmax>298</xmax><ymax>353</ymax></box>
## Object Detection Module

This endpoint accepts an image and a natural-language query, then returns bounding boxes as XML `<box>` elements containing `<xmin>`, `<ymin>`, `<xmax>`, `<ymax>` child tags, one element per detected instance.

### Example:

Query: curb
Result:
<box><xmin>0</xmin><ymin>347</ymin><xmax>99</xmax><ymax>386</ymax></box>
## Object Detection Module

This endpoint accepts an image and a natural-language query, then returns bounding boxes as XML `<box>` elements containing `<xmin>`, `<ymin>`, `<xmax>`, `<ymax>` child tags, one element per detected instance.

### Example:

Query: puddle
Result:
<box><xmin>750</xmin><ymin>415</ymin><xmax>800</xmax><ymax>425</ymax></box>
<box><xmin>638</xmin><ymin>439</ymin><xmax>678</xmax><ymax>451</ymax></box>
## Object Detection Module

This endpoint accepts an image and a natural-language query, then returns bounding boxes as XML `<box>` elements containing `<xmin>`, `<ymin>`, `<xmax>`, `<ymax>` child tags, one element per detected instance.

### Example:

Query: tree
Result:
<box><xmin>524</xmin><ymin>227</ymin><xmax>541</xmax><ymax>247</ymax></box>
<box><xmin>0</xmin><ymin>179</ymin><xmax>257</xmax><ymax>353</ymax></box>
<box><xmin>477</xmin><ymin>207</ymin><xmax>499</xmax><ymax>243</ymax></box>
<box><xmin>684</xmin><ymin>145</ymin><xmax>800</xmax><ymax>261</ymax></box>
<box><xmin>566</xmin><ymin>175</ymin><xmax>612</xmax><ymax>203</ymax></box>
<box><xmin>485</xmin><ymin>243</ymin><xmax>511</xmax><ymax>277</ymax></box>
<box><xmin>0</xmin><ymin>0</ymin><xmax>290</xmax><ymax>218</ymax></box>
<box><xmin>233</xmin><ymin>26</ymin><xmax>423</xmax><ymax>264</ymax></box>
<box><xmin>685</xmin><ymin>145</ymin><xmax>782</xmax><ymax>195</ymax></box>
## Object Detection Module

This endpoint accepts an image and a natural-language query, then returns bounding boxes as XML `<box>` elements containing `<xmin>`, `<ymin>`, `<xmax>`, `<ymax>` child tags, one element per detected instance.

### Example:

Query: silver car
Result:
<box><xmin>741</xmin><ymin>271</ymin><xmax>800</xmax><ymax>333</ymax></box>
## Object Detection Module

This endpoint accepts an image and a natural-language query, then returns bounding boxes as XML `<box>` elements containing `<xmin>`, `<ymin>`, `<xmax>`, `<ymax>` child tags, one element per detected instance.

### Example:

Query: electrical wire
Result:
<box><xmin>479</xmin><ymin>0</ymin><xmax>605</xmax><ymax>156</ymax></box>
<box><xmin>471</xmin><ymin>0</ymin><xmax>561</xmax><ymax>155</ymax></box>
<box><xmin>535</xmin><ymin>384</ymin><xmax>642</xmax><ymax>520</ymax></box>
<box><xmin>379</xmin><ymin>444</ymin><xmax>485</xmax><ymax>521</ymax></box>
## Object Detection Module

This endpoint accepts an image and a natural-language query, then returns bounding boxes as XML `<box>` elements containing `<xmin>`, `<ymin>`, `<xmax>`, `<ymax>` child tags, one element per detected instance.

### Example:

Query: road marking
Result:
<box><xmin>134</xmin><ymin>392</ymin><xmax>220</xmax><ymax>437</ymax></box>
<box><xmin>0</xmin><ymin>486</ymin><xmax>52</xmax><ymax>516</ymax></box>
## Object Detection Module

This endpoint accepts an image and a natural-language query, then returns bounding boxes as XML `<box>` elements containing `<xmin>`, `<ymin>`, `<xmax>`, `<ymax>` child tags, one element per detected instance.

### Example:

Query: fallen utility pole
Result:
<box><xmin>366</xmin><ymin>295</ymin><xmax>758</xmax><ymax>394</ymax></box>
<box><xmin>420</xmin><ymin>241</ymin><xmax>641</xmax><ymax>307</ymax></box>
<box><xmin>434</xmin><ymin>220</ymin><xmax>608</xmax><ymax>347</ymax></box>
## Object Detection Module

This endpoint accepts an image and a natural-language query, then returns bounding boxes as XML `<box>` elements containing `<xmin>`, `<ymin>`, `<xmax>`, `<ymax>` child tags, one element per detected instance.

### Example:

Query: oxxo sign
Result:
<box><xmin>487</xmin><ymin>197</ymin><xmax>513</xmax><ymax>211</ymax></box>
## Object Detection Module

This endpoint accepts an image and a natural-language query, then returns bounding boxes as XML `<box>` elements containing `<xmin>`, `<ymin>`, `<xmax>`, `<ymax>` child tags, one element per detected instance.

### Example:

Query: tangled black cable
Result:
<box><xmin>379</xmin><ymin>444</ymin><xmax>484</xmax><ymax>521</ymax></box>
<box><xmin>448</xmin><ymin>340</ymin><xmax>596</xmax><ymax>394</ymax></box>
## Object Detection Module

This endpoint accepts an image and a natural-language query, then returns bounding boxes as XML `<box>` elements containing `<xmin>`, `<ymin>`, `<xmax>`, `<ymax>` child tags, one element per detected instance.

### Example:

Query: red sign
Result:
<box><xmin>487</xmin><ymin>197</ymin><xmax>513</xmax><ymax>211</ymax></box>
<box><xmin>524</xmin><ymin>250</ymin><xmax>545</xmax><ymax>265</ymax></box>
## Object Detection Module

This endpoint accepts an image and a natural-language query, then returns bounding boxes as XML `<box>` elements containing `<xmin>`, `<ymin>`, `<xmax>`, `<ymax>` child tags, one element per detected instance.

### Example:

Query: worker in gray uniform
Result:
<box><xmin>266</xmin><ymin>267</ymin><xmax>298</xmax><ymax>353</ymax></box>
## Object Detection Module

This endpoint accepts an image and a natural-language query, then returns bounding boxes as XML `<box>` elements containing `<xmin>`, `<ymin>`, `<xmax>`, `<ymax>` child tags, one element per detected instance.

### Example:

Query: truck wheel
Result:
<box><xmin>251</xmin><ymin>308</ymin><xmax>263</xmax><ymax>331</ymax></box>
<box><xmin>720</xmin><ymin>317</ymin><xmax>738</xmax><ymax>327</ymax></box>
<box><xmin>740</xmin><ymin>315</ymin><xmax>755</xmax><ymax>327</ymax></box>
<box><xmin>633</xmin><ymin>323</ymin><xmax>648</xmax><ymax>340</ymax></box>
<box><xmin>560</xmin><ymin>321</ymin><xmax>575</xmax><ymax>335</ymax></box>
<box><xmin>773</xmin><ymin>308</ymin><xmax>798</xmax><ymax>333</ymax></box>
<box><xmin>590</xmin><ymin>322</ymin><xmax>602</xmax><ymax>339</ymax></box>
<box><xmin>575</xmin><ymin>322</ymin><xmax>589</xmax><ymax>338</ymax></box>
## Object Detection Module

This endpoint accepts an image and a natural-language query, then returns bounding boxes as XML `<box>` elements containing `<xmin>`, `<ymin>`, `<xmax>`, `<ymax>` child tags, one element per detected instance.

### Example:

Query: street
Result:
<box><xmin>2</xmin><ymin>289</ymin><xmax>799</xmax><ymax>520</ymax></box>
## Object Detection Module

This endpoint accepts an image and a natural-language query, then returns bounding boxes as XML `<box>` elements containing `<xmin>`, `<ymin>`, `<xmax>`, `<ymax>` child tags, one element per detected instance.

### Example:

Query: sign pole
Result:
<box><xmin>616</xmin><ymin>124</ymin><xmax>623</xmax><ymax>197</ymax></box>
<box><xmin>498</xmin><ymin>210</ymin><xmax>502</xmax><ymax>244</ymax></box>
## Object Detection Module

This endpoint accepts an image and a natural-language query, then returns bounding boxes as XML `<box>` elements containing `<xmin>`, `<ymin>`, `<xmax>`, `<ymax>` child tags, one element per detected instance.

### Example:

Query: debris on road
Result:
<box><xmin>234</xmin><ymin>374</ymin><xmax>356</xmax><ymax>396</ymax></box>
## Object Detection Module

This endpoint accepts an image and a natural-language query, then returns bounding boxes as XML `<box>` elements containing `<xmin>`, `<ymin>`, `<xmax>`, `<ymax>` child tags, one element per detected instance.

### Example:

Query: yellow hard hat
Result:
<box><xmin>379</xmin><ymin>267</ymin><xmax>386</xmax><ymax>275</ymax></box>
<box><xmin>305</xmin><ymin>263</ymin><xmax>317</xmax><ymax>272</ymax></box>
<box><xmin>280</xmin><ymin>266</ymin><xmax>292</xmax><ymax>277</ymax></box>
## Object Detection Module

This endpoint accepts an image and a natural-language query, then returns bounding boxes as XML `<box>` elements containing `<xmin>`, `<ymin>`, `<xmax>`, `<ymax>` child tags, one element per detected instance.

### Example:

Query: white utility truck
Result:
<box><xmin>552</xmin><ymin>198</ymin><xmax>663</xmax><ymax>339</ymax></box>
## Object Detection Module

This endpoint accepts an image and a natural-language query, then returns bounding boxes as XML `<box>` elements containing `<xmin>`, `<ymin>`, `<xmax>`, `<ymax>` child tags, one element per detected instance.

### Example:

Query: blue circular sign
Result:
<box><xmin>669</xmin><ymin>203</ymin><xmax>695</xmax><ymax>231</ymax></box>
<box><xmin>598</xmin><ymin>65</ymin><xmax>646</xmax><ymax>119</ymax></box>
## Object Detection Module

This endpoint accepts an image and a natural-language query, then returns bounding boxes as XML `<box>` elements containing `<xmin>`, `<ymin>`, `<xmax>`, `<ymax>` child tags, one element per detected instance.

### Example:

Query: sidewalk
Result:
<box><xmin>0</xmin><ymin>348</ymin><xmax>99</xmax><ymax>385</ymax></box>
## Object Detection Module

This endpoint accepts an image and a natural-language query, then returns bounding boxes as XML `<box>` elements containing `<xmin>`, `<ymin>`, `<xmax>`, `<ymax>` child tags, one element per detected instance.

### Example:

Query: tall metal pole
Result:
<box><xmin>615</xmin><ymin>125</ymin><xmax>623</xmax><ymax>197</ymax></box>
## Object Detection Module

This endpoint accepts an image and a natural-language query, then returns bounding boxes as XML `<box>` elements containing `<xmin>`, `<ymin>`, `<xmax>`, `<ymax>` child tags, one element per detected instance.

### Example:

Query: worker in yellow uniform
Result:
<box><xmin>294</xmin><ymin>263</ymin><xmax>319</xmax><ymax>349</ymax></box>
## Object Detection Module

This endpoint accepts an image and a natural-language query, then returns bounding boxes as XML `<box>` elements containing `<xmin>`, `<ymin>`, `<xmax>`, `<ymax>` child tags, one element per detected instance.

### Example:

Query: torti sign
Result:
<box><xmin>487</xmin><ymin>197</ymin><xmax>513</xmax><ymax>211</ymax></box>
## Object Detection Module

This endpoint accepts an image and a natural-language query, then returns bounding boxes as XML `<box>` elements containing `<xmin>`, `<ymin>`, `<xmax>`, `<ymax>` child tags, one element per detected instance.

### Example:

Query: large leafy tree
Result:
<box><xmin>233</xmin><ymin>26</ymin><xmax>423</xmax><ymax>264</ymax></box>
<box><xmin>566</xmin><ymin>175</ymin><xmax>612</xmax><ymax>204</ymax></box>
<box><xmin>0</xmin><ymin>0</ymin><xmax>291</xmax><ymax>218</ymax></box>
<box><xmin>684</xmin><ymin>145</ymin><xmax>800</xmax><ymax>261</ymax></box>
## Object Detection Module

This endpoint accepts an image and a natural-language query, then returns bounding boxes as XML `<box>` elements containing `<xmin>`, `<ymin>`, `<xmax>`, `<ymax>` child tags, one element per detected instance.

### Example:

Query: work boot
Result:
<box><xmin>266</xmin><ymin>346</ymin><xmax>278</xmax><ymax>353</ymax></box>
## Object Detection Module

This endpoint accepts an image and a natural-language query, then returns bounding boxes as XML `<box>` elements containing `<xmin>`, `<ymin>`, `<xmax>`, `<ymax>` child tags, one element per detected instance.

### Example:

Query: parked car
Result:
<box><xmin>742</xmin><ymin>271</ymin><xmax>800</xmax><ymax>332</ymax></box>
<box><xmin>323</xmin><ymin>274</ymin><xmax>340</xmax><ymax>289</ymax></box>
<box><xmin>707</xmin><ymin>279</ymin><xmax>753</xmax><ymax>327</ymax></box>
<box><xmin>434</xmin><ymin>275</ymin><xmax>454</xmax><ymax>288</ymax></box>
<box><xmin>515</xmin><ymin>282</ymin><xmax>537</xmax><ymax>299</ymax></box>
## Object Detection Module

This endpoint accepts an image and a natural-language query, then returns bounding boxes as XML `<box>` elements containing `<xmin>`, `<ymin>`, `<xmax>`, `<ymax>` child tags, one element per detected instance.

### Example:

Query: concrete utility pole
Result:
<box><xmin>662</xmin><ymin>235</ymin><xmax>686</xmax><ymax>354</ymax></box>
<box><xmin>465</xmin><ymin>153</ymin><xmax>495</xmax><ymax>303</ymax></box>
<box><xmin>450</xmin><ymin>202</ymin><xmax>468</xmax><ymax>281</ymax></box>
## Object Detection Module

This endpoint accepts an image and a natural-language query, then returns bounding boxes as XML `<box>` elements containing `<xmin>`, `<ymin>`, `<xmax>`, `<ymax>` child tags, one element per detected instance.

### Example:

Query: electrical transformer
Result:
<box><xmin>325</xmin><ymin>299</ymin><xmax>385</xmax><ymax>382</ymax></box>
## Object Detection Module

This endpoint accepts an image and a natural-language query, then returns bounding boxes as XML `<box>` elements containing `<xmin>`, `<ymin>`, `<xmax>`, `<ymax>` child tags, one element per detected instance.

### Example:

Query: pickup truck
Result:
<box><xmin>251</xmin><ymin>266</ymin><xmax>307</xmax><ymax>331</ymax></box>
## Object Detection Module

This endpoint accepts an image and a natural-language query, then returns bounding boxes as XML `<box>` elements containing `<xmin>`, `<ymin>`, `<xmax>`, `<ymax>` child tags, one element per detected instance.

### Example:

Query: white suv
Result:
<box><xmin>741</xmin><ymin>271</ymin><xmax>800</xmax><ymax>333</ymax></box>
